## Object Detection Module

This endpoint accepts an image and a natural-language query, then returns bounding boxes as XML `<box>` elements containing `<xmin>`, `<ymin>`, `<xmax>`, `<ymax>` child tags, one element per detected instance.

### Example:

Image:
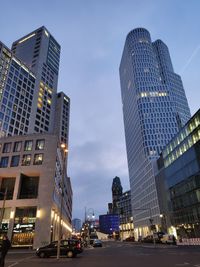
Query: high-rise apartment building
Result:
<box><xmin>0</xmin><ymin>27</ymin><xmax>72</xmax><ymax>248</ymax></box>
<box><xmin>119</xmin><ymin>28</ymin><xmax>190</xmax><ymax>238</ymax></box>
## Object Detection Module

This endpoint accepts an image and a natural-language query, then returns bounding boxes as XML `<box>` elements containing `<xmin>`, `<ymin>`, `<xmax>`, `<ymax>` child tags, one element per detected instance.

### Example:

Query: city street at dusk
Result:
<box><xmin>1</xmin><ymin>1</ymin><xmax>200</xmax><ymax>266</ymax></box>
<box><xmin>5</xmin><ymin>241</ymin><xmax>200</xmax><ymax>267</ymax></box>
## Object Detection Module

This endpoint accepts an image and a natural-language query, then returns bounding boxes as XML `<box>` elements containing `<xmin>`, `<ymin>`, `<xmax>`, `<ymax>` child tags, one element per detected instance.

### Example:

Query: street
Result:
<box><xmin>4</xmin><ymin>241</ymin><xmax>200</xmax><ymax>267</ymax></box>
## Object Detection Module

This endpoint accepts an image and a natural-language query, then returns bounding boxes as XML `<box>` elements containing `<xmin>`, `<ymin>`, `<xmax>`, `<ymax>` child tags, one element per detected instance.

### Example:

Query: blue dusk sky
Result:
<box><xmin>1</xmin><ymin>0</ymin><xmax>200</xmax><ymax>221</ymax></box>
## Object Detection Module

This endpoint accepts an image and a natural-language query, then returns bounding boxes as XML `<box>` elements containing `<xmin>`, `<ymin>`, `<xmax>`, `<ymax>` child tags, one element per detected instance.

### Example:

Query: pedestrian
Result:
<box><xmin>0</xmin><ymin>235</ymin><xmax>11</xmax><ymax>267</ymax></box>
<box><xmin>172</xmin><ymin>235</ymin><xmax>176</xmax><ymax>245</ymax></box>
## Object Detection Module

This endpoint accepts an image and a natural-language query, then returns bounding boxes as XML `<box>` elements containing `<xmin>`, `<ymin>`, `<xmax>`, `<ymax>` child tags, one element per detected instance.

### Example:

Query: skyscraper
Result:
<box><xmin>0</xmin><ymin>26</ymin><xmax>70</xmax><ymax>147</ymax></box>
<box><xmin>0</xmin><ymin>27</ymin><xmax>72</xmax><ymax>248</ymax></box>
<box><xmin>119</xmin><ymin>28</ymin><xmax>190</xmax><ymax>238</ymax></box>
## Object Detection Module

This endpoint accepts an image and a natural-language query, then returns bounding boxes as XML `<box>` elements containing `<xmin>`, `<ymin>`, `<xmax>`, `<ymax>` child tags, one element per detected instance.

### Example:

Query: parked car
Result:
<box><xmin>36</xmin><ymin>239</ymin><xmax>83</xmax><ymax>258</ymax></box>
<box><xmin>93</xmin><ymin>239</ymin><xmax>102</xmax><ymax>247</ymax></box>
<box><xmin>160</xmin><ymin>234</ymin><xmax>176</xmax><ymax>244</ymax></box>
<box><xmin>141</xmin><ymin>235</ymin><xmax>161</xmax><ymax>243</ymax></box>
<box><xmin>123</xmin><ymin>236</ymin><xmax>135</xmax><ymax>242</ymax></box>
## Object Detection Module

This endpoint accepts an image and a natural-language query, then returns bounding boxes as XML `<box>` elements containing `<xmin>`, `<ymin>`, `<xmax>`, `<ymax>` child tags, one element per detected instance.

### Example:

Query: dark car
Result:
<box><xmin>36</xmin><ymin>239</ymin><xmax>83</xmax><ymax>258</ymax></box>
<box><xmin>141</xmin><ymin>234</ymin><xmax>161</xmax><ymax>243</ymax></box>
<box><xmin>123</xmin><ymin>236</ymin><xmax>135</xmax><ymax>242</ymax></box>
<box><xmin>93</xmin><ymin>239</ymin><xmax>102</xmax><ymax>247</ymax></box>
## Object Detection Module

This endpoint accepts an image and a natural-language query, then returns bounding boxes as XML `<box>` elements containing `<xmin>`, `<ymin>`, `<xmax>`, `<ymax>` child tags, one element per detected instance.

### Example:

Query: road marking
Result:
<box><xmin>7</xmin><ymin>255</ymin><xmax>35</xmax><ymax>267</ymax></box>
<box><xmin>175</xmin><ymin>263</ymin><xmax>190</xmax><ymax>266</ymax></box>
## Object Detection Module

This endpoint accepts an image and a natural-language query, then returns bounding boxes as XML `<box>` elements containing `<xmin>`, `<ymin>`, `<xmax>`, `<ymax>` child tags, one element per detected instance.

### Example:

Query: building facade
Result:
<box><xmin>112</xmin><ymin>176</ymin><xmax>123</xmax><ymax>214</ymax></box>
<box><xmin>72</xmin><ymin>218</ymin><xmax>82</xmax><ymax>233</ymax></box>
<box><xmin>156</xmin><ymin>109</ymin><xmax>200</xmax><ymax>238</ymax></box>
<box><xmin>118</xmin><ymin>190</ymin><xmax>134</xmax><ymax>240</ymax></box>
<box><xmin>0</xmin><ymin>133</ymin><xmax>72</xmax><ymax>248</ymax></box>
<box><xmin>99</xmin><ymin>214</ymin><xmax>119</xmax><ymax>235</ymax></box>
<box><xmin>119</xmin><ymin>28</ymin><xmax>190</xmax><ymax>239</ymax></box>
<box><xmin>0</xmin><ymin>27</ymin><xmax>72</xmax><ymax>247</ymax></box>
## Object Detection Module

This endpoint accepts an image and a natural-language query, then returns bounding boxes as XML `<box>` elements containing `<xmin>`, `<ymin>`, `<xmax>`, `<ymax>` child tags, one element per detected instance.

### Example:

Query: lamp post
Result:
<box><xmin>84</xmin><ymin>208</ymin><xmax>95</xmax><ymax>245</ymax></box>
<box><xmin>57</xmin><ymin>143</ymin><xmax>68</xmax><ymax>260</ymax></box>
<box><xmin>134</xmin><ymin>208</ymin><xmax>156</xmax><ymax>247</ymax></box>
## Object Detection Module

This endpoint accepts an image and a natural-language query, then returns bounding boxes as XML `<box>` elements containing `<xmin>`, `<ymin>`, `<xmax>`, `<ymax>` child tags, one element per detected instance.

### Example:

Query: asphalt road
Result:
<box><xmin>4</xmin><ymin>241</ymin><xmax>200</xmax><ymax>267</ymax></box>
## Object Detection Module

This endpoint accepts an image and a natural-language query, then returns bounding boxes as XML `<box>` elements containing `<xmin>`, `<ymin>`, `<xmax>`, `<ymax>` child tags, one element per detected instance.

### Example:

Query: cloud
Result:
<box><xmin>68</xmin><ymin>139</ymin><xmax>129</xmax><ymax>220</ymax></box>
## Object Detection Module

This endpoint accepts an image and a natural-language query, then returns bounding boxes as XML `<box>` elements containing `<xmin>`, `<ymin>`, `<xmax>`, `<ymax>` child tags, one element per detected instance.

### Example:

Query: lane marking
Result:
<box><xmin>7</xmin><ymin>255</ymin><xmax>35</xmax><ymax>267</ymax></box>
<box><xmin>175</xmin><ymin>263</ymin><xmax>190</xmax><ymax>266</ymax></box>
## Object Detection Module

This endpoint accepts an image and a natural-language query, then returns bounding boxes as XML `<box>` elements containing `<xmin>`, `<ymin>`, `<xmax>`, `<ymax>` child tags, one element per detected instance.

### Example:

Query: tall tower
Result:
<box><xmin>0</xmin><ymin>28</ymin><xmax>72</xmax><ymax>248</ymax></box>
<box><xmin>112</xmin><ymin>176</ymin><xmax>123</xmax><ymax>214</ymax></box>
<box><xmin>119</xmin><ymin>28</ymin><xmax>190</xmax><ymax>237</ymax></box>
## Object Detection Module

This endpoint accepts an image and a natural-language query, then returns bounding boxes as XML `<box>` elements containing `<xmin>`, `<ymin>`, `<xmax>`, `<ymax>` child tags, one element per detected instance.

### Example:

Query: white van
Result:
<box><xmin>160</xmin><ymin>234</ymin><xmax>176</xmax><ymax>244</ymax></box>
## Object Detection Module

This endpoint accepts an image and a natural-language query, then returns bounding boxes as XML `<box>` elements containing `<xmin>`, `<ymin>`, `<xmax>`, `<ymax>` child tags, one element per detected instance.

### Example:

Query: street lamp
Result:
<box><xmin>57</xmin><ymin>143</ymin><xmax>68</xmax><ymax>260</ymax></box>
<box><xmin>84</xmin><ymin>208</ymin><xmax>95</xmax><ymax>245</ymax></box>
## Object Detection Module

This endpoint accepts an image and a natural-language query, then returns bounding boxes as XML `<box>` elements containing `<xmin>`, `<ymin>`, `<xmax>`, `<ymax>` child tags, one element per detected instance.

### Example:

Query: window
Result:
<box><xmin>24</xmin><ymin>140</ymin><xmax>33</xmax><ymax>151</ymax></box>
<box><xmin>18</xmin><ymin>174</ymin><xmax>39</xmax><ymax>199</ymax></box>
<box><xmin>13</xmin><ymin>141</ymin><xmax>22</xmax><ymax>152</ymax></box>
<box><xmin>10</xmin><ymin>155</ymin><xmax>20</xmax><ymax>167</ymax></box>
<box><xmin>33</xmin><ymin>154</ymin><xmax>43</xmax><ymax>165</ymax></box>
<box><xmin>3</xmin><ymin>142</ymin><xmax>12</xmax><ymax>153</ymax></box>
<box><xmin>35</xmin><ymin>139</ymin><xmax>45</xmax><ymax>150</ymax></box>
<box><xmin>21</xmin><ymin>154</ymin><xmax>31</xmax><ymax>166</ymax></box>
<box><xmin>0</xmin><ymin>177</ymin><xmax>15</xmax><ymax>200</ymax></box>
<box><xmin>0</xmin><ymin>157</ymin><xmax>9</xmax><ymax>168</ymax></box>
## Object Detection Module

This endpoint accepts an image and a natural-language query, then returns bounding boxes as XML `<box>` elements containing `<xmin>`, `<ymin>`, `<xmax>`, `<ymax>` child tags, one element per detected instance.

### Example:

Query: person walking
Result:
<box><xmin>0</xmin><ymin>235</ymin><xmax>11</xmax><ymax>267</ymax></box>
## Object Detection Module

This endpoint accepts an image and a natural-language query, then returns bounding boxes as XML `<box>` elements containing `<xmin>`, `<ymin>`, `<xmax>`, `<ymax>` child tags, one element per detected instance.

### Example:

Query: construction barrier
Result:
<box><xmin>177</xmin><ymin>238</ymin><xmax>200</xmax><ymax>246</ymax></box>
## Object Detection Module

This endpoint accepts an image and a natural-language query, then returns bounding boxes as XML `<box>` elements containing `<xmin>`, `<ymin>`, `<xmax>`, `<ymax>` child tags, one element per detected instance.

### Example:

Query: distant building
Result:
<box><xmin>119</xmin><ymin>27</ymin><xmax>191</xmax><ymax>238</ymax></box>
<box><xmin>112</xmin><ymin>176</ymin><xmax>123</xmax><ymax>214</ymax></box>
<box><xmin>155</xmin><ymin>109</ymin><xmax>200</xmax><ymax>238</ymax></box>
<box><xmin>107</xmin><ymin>203</ymin><xmax>113</xmax><ymax>214</ymax></box>
<box><xmin>99</xmin><ymin>214</ymin><xmax>119</xmax><ymax>235</ymax></box>
<box><xmin>118</xmin><ymin>190</ymin><xmax>134</xmax><ymax>239</ymax></box>
<box><xmin>72</xmin><ymin>218</ymin><xmax>82</xmax><ymax>233</ymax></box>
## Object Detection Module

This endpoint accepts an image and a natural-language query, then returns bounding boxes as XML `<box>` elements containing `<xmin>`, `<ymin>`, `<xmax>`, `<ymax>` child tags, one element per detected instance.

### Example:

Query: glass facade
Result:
<box><xmin>99</xmin><ymin>214</ymin><xmax>120</xmax><ymax>235</ymax></box>
<box><xmin>157</xmin><ymin>109</ymin><xmax>200</xmax><ymax>238</ymax></box>
<box><xmin>163</xmin><ymin>110</ymin><xmax>200</xmax><ymax>167</ymax></box>
<box><xmin>119</xmin><ymin>28</ymin><xmax>191</xmax><ymax>232</ymax></box>
<box><xmin>0</xmin><ymin>44</ymin><xmax>35</xmax><ymax>137</ymax></box>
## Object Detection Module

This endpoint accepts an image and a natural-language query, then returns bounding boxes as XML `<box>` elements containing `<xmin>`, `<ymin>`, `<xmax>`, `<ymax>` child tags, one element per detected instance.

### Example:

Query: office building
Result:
<box><xmin>0</xmin><ymin>27</ymin><xmax>72</xmax><ymax>247</ymax></box>
<box><xmin>72</xmin><ymin>218</ymin><xmax>82</xmax><ymax>233</ymax></box>
<box><xmin>99</xmin><ymin>214</ymin><xmax>119</xmax><ymax>235</ymax></box>
<box><xmin>156</xmin><ymin>109</ymin><xmax>200</xmax><ymax>238</ymax></box>
<box><xmin>118</xmin><ymin>190</ymin><xmax>134</xmax><ymax>240</ymax></box>
<box><xmin>119</xmin><ymin>28</ymin><xmax>190</xmax><ymax>239</ymax></box>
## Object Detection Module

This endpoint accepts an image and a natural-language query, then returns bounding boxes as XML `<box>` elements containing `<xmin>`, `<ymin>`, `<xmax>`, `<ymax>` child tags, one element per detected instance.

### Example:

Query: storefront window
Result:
<box><xmin>12</xmin><ymin>207</ymin><xmax>36</xmax><ymax>247</ymax></box>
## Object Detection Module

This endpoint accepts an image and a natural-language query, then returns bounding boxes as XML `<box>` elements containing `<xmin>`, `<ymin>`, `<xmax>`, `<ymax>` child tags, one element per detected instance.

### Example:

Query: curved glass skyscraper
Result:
<box><xmin>119</xmin><ymin>28</ymin><xmax>190</xmax><ymax>237</ymax></box>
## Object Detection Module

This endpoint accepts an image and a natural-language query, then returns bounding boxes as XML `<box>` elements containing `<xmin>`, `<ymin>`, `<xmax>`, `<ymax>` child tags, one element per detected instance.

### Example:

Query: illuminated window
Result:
<box><xmin>35</xmin><ymin>139</ymin><xmax>45</xmax><ymax>150</ymax></box>
<box><xmin>22</xmin><ymin>154</ymin><xmax>31</xmax><ymax>166</ymax></box>
<box><xmin>33</xmin><ymin>154</ymin><xmax>43</xmax><ymax>165</ymax></box>
<box><xmin>24</xmin><ymin>140</ymin><xmax>33</xmax><ymax>151</ymax></box>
